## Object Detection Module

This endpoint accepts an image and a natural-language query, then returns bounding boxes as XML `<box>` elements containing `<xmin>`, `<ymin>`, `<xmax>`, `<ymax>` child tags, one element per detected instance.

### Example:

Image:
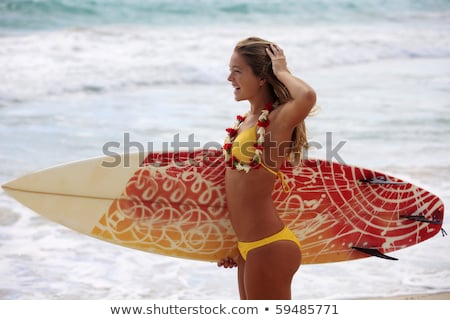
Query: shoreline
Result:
<box><xmin>365</xmin><ymin>291</ymin><xmax>450</xmax><ymax>300</ymax></box>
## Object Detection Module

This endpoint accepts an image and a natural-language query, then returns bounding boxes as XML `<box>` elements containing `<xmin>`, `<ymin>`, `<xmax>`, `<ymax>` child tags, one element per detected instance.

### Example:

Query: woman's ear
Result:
<box><xmin>259</xmin><ymin>78</ymin><xmax>267</xmax><ymax>87</ymax></box>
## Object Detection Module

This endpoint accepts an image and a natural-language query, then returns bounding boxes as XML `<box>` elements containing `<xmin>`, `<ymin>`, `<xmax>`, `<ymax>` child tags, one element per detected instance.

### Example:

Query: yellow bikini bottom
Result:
<box><xmin>237</xmin><ymin>226</ymin><xmax>302</xmax><ymax>261</ymax></box>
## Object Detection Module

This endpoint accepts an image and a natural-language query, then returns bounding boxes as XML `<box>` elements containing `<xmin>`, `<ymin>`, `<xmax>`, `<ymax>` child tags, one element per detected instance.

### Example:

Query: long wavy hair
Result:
<box><xmin>234</xmin><ymin>36</ymin><xmax>314</xmax><ymax>164</ymax></box>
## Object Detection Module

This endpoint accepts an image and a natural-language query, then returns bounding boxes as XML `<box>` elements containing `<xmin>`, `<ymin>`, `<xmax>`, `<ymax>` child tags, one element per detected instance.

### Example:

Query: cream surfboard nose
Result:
<box><xmin>1</xmin><ymin>153</ymin><xmax>146</xmax><ymax>235</ymax></box>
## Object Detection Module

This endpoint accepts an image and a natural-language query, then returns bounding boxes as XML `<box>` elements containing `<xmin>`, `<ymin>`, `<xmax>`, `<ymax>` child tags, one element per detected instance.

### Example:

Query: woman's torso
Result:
<box><xmin>225</xmin><ymin>107</ymin><xmax>293</xmax><ymax>241</ymax></box>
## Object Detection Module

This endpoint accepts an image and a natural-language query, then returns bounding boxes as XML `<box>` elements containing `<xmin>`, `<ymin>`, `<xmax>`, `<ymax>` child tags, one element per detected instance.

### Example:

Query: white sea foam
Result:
<box><xmin>0</xmin><ymin>22</ymin><xmax>449</xmax><ymax>104</ymax></box>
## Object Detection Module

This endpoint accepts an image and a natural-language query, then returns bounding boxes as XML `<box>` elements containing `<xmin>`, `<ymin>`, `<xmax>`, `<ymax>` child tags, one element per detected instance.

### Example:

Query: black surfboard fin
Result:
<box><xmin>360</xmin><ymin>176</ymin><xmax>407</xmax><ymax>185</ymax></box>
<box><xmin>400</xmin><ymin>214</ymin><xmax>442</xmax><ymax>225</ymax></box>
<box><xmin>352</xmin><ymin>246</ymin><xmax>398</xmax><ymax>260</ymax></box>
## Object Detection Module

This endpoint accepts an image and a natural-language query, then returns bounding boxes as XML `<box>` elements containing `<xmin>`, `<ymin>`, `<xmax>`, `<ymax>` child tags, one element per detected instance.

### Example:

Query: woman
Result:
<box><xmin>218</xmin><ymin>37</ymin><xmax>316</xmax><ymax>300</ymax></box>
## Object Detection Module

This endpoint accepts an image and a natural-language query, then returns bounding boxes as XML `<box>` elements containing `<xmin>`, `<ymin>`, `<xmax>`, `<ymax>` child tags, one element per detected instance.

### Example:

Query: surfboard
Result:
<box><xmin>1</xmin><ymin>149</ymin><xmax>444</xmax><ymax>264</ymax></box>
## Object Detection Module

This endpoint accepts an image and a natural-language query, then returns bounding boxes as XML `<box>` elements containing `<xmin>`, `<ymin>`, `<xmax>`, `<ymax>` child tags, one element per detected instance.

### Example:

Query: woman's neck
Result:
<box><xmin>248</xmin><ymin>89</ymin><xmax>276</xmax><ymax>115</ymax></box>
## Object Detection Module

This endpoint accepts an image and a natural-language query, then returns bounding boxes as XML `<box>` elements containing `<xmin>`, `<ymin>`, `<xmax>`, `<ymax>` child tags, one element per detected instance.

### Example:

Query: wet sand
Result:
<box><xmin>367</xmin><ymin>292</ymin><xmax>450</xmax><ymax>300</ymax></box>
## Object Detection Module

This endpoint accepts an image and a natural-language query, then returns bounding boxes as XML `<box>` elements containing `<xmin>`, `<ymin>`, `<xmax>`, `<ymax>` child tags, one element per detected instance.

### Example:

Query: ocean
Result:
<box><xmin>0</xmin><ymin>0</ymin><xmax>449</xmax><ymax>299</ymax></box>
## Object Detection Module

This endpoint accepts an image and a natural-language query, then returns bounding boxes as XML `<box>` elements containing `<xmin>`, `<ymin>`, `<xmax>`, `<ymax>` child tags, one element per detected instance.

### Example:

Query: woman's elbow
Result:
<box><xmin>303</xmin><ymin>88</ymin><xmax>317</xmax><ymax>110</ymax></box>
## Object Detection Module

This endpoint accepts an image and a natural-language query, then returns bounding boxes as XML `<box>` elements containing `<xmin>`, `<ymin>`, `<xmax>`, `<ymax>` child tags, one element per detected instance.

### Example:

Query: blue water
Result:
<box><xmin>0</xmin><ymin>0</ymin><xmax>449</xmax><ymax>299</ymax></box>
<box><xmin>2</xmin><ymin>0</ymin><xmax>448</xmax><ymax>31</ymax></box>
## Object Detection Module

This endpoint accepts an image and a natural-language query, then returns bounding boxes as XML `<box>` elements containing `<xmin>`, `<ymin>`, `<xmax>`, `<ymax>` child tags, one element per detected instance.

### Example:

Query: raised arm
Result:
<box><xmin>266</xmin><ymin>44</ymin><xmax>316</xmax><ymax>126</ymax></box>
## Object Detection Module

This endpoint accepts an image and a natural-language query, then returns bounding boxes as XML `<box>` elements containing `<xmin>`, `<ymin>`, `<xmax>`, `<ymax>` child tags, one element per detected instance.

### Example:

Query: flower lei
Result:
<box><xmin>223</xmin><ymin>102</ymin><xmax>276</xmax><ymax>173</ymax></box>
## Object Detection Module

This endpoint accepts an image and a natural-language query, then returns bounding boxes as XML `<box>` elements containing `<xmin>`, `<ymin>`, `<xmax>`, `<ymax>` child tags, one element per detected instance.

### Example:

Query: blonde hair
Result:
<box><xmin>234</xmin><ymin>36</ymin><xmax>313</xmax><ymax>164</ymax></box>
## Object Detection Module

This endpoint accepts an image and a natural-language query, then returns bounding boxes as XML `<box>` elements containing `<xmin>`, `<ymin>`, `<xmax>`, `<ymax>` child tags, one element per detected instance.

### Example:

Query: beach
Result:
<box><xmin>1</xmin><ymin>0</ymin><xmax>449</xmax><ymax>300</ymax></box>
<box><xmin>370</xmin><ymin>292</ymin><xmax>450</xmax><ymax>300</ymax></box>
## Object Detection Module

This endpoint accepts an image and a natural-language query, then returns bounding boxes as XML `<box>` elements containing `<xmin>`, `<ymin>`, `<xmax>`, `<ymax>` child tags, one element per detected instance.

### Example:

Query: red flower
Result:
<box><xmin>226</xmin><ymin>156</ymin><xmax>238</xmax><ymax>168</ymax></box>
<box><xmin>254</xmin><ymin>144</ymin><xmax>264</xmax><ymax>150</ymax></box>
<box><xmin>264</xmin><ymin>102</ymin><xmax>274</xmax><ymax>111</ymax></box>
<box><xmin>222</xmin><ymin>143</ymin><xmax>232</xmax><ymax>151</ymax></box>
<box><xmin>257</xmin><ymin>119</ymin><xmax>270</xmax><ymax>127</ymax></box>
<box><xmin>226</xmin><ymin>128</ymin><xmax>238</xmax><ymax>137</ymax></box>
<box><xmin>250</xmin><ymin>159</ymin><xmax>261</xmax><ymax>168</ymax></box>
<box><xmin>236</xmin><ymin>115</ymin><xmax>245</xmax><ymax>122</ymax></box>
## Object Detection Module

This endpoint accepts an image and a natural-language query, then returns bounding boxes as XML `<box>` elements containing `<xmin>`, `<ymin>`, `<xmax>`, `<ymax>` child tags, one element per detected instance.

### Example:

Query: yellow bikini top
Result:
<box><xmin>231</xmin><ymin>124</ymin><xmax>291</xmax><ymax>193</ymax></box>
<box><xmin>232</xmin><ymin>126</ymin><xmax>257</xmax><ymax>165</ymax></box>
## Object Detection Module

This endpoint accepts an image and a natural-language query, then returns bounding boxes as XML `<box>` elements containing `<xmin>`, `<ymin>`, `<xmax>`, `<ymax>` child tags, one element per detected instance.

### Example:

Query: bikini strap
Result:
<box><xmin>277</xmin><ymin>171</ymin><xmax>291</xmax><ymax>193</ymax></box>
<box><xmin>260</xmin><ymin>162</ymin><xmax>291</xmax><ymax>193</ymax></box>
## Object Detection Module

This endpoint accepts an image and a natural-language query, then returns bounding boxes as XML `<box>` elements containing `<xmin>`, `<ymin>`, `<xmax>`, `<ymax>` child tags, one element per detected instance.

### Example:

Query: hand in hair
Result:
<box><xmin>266</xmin><ymin>43</ymin><xmax>289</xmax><ymax>77</ymax></box>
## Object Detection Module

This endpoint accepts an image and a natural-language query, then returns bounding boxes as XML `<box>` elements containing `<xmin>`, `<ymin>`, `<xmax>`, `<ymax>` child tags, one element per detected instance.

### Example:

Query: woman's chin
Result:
<box><xmin>234</xmin><ymin>91</ymin><xmax>243</xmax><ymax>101</ymax></box>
